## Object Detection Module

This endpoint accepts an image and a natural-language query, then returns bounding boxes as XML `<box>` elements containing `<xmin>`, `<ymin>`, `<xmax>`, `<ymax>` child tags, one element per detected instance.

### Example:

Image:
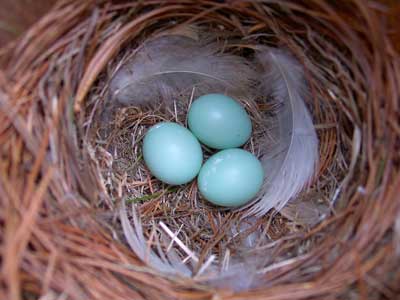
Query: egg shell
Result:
<box><xmin>198</xmin><ymin>148</ymin><xmax>264</xmax><ymax>207</ymax></box>
<box><xmin>188</xmin><ymin>93</ymin><xmax>252</xmax><ymax>149</ymax></box>
<box><xmin>143</xmin><ymin>122</ymin><xmax>203</xmax><ymax>185</ymax></box>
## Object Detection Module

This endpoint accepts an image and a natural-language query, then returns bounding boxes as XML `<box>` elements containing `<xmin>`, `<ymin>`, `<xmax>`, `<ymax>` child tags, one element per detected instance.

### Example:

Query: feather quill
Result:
<box><xmin>109</xmin><ymin>34</ymin><xmax>256</xmax><ymax>106</ymax></box>
<box><xmin>245</xmin><ymin>48</ymin><xmax>319</xmax><ymax>217</ymax></box>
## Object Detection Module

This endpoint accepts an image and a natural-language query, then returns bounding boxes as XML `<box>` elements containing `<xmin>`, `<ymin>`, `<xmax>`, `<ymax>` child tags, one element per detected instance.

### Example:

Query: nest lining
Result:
<box><xmin>81</xmin><ymin>26</ymin><xmax>343</xmax><ymax>281</ymax></box>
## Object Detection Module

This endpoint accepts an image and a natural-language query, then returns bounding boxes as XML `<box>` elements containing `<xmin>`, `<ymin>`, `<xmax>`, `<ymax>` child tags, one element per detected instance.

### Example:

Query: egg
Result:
<box><xmin>188</xmin><ymin>93</ymin><xmax>252</xmax><ymax>149</ymax></box>
<box><xmin>143</xmin><ymin>122</ymin><xmax>203</xmax><ymax>185</ymax></box>
<box><xmin>198</xmin><ymin>148</ymin><xmax>264</xmax><ymax>207</ymax></box>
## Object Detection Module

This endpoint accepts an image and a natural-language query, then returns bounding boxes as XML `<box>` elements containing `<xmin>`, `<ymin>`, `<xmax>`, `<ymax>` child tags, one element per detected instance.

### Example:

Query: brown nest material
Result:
<box><xmin>1</xmin><ymin>1</ymin><xmax>400</xmax><ymax>299</ymax></box>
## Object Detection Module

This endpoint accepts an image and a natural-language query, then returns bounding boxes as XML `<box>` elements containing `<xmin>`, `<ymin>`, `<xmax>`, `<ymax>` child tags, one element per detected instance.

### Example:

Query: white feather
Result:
<box><xmin>120</xmin><ymin>200</ymin><xmax>264</xmax><ymax>286</ymax></box>
<box><xmin>109</xmin><ymin>35</ymin><xmax>256</xmax><ymax>106</ymax></box>
<box><xmin>116</xmin><ymin>39</ymin><xmax>319</xmax><ymax>287</ymax></box>
<box><xmin>245</xmin><ymin>48</ymin><xmax>319</xmax><ymax>217</ymax></box>
<box><xmin>119</xmin><ymin>200</ymin><xmax>191</xmax><ymax>275</ymax></box>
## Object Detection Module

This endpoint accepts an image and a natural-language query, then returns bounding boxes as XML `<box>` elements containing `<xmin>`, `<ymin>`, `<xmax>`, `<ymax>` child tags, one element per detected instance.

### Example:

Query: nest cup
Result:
<box><xmin>1</xmin><ymin>1</ymin><xmax>399</xmax><ymax>300</ymax></box>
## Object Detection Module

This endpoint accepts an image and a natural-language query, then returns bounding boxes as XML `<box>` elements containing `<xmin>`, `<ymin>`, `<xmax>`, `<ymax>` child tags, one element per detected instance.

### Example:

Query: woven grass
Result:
<box><xmin>1</xmin><ymin>1</ymin><xmax>400</xmax><ymax>299</ymax></box>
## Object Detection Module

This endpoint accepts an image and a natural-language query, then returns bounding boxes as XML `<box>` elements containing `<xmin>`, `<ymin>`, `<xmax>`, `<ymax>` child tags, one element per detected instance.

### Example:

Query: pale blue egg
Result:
<box><xmin>188</xmin><ymin>93</ymin><xmax>252</xmax><ymax>149</ymax></box>
<box><xmin>143</xmin><ymin>122</ymin><xmax>203</xmax><ymax>185</ymax></box>
<box><xmin>198</xmin><ymin>148</ymin><xmax>264</xmax><ymax>207</ymax></box>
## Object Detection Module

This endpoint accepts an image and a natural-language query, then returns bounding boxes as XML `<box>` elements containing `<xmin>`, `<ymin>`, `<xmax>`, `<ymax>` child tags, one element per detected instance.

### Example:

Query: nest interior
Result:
<box><xmin>1</xmin><ymin>1</ymin><xmax>400</xmax><ymax>300</ymax></box>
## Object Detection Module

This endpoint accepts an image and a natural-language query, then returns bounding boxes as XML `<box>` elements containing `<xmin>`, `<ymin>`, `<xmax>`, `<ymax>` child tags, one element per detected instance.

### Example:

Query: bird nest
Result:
<box><xmin>1</xmin><ymin>1</ymin><xmax>399</xmax><ymax>300</ymax></box>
